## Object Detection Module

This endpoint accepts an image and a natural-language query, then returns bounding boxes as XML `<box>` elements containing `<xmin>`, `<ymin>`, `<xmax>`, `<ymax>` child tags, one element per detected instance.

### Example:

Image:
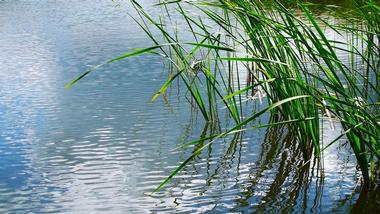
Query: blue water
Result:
<box><xmin>0</xmin><ymin>0</ymin><xmax>365</xmax><ymax>213</ymax></box>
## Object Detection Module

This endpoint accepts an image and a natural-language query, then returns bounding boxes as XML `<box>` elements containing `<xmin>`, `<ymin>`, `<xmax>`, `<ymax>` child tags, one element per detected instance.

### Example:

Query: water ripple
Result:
<box><xmin>0</xmin><ymin>0</ymin><xmax>363</xmax><ymax>213</ymax></box>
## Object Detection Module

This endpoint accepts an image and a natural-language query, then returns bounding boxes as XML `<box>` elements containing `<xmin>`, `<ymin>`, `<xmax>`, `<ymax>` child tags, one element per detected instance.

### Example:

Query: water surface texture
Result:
<box><xmin>0</xmin><ymin>0</ymin><xmax>364</xmax><ymax>213</ymax></box>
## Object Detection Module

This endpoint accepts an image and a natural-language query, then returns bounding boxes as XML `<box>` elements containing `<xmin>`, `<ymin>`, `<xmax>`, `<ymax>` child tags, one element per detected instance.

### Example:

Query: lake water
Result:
<box><xmin>0</xmin><ymin>0</ymin><xmax>370</xmax><ymax>213</ymax></box>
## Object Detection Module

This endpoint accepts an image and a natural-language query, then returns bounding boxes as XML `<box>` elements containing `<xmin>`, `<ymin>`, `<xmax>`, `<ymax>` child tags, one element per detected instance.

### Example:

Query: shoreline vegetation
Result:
<box><xmin>67</xmin><ymin>0</ymin><xmax>379</xmax><ymax>210</ymax></box>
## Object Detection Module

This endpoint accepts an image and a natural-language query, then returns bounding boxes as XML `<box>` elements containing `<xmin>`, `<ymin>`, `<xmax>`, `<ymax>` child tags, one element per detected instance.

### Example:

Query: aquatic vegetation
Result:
<box><xmin>67</xmin><ymin>0</ymin><xmax>380</xmax><ymax>196</ymax></box>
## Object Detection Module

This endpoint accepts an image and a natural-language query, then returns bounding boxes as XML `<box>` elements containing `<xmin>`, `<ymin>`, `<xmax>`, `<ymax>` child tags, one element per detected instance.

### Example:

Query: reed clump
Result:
<box><xmin>67</xmin><ymin>0</ymin><xmax>380</xmax><ymax>191</ymax></box>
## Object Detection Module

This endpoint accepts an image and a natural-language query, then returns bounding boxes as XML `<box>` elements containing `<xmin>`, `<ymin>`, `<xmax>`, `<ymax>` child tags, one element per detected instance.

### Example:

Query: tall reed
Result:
<box><xmin>66</xmin><ymin>0</ymin><xmax>380</xmax><ymax>191</ymax></box>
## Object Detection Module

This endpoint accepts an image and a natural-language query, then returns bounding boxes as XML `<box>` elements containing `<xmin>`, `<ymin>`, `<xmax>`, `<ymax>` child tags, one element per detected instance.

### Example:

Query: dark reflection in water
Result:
<box><xmin>0</xmin><ymin>0</ymin><xmax>370</xmax><ymax>213</ymax></box>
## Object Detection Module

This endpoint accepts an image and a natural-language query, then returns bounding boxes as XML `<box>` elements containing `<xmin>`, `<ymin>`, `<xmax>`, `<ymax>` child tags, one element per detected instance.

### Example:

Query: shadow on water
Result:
<box><xmin>233</xmin><ymin>113</ymin><xmax>324</xmax><ymax>213</ymax></box>
<box><xmin>351</xmin><ymin>185</ymin><xmax>380</xmax><ymax>213</ymax></box>
<box><xmin>197</xmin><ymin>103</ymin><xmax>379</xmax><ymax>212</ymax></box>
<box><xmin>180</xmin><ymin>109</ymin><xmax>375</xmax><ymax>212</ymax></box>
<box><xmin>177</xmin><ymin>112</ymin><xmax>327</xmax><ymax>212</ymax></box>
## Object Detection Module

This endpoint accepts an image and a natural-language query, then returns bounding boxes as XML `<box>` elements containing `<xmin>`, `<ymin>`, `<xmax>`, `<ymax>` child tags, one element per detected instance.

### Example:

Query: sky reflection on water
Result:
<box><xmin>0</xmin><ymin>0</ymin><xmax>365</xmax><ymax>213</ymax></box>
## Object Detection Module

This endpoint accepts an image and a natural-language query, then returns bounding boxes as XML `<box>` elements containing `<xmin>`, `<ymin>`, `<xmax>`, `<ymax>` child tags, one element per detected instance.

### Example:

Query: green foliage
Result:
<box><xmin>67</xmin><ymin>0</ymin><xmax>380</xmax><ymax>191</ymax></box>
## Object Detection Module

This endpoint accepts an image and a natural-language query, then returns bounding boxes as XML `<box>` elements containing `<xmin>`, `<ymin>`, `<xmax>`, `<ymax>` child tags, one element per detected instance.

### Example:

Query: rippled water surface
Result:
<box><xmin>0</xmin><ymin>0</ymin><xmax>367</xmax><ymax>213</ymax></box>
